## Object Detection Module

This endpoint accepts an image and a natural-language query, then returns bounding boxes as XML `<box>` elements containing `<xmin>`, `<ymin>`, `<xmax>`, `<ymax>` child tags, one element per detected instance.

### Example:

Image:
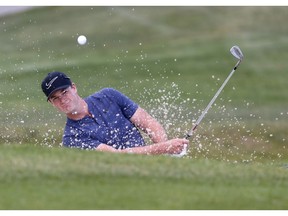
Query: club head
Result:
<box><xmin>230</xmin><ymin>45</ymin><xmax>244</xmax><ymax>61</ymax></box>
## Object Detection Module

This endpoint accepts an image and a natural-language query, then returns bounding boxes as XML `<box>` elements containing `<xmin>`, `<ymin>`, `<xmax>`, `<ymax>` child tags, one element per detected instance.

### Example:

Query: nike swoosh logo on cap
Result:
<box><xmin>46</xmin><ymin>76</ymin><xmax>58</xmax><ymax>89</ymax></box>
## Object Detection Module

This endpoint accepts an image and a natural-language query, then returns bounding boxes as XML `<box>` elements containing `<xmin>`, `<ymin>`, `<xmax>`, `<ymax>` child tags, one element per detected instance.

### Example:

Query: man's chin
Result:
<box><xmin>59</xmin><ymin>107</ymin><xmax>73</xmax><ymax>114</ymax></box>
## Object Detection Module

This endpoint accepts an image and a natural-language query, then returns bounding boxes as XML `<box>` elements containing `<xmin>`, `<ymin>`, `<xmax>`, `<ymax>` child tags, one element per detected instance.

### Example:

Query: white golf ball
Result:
<box><xmin>77</xmin><ymin>35</ymin><xmax>87</xmax><ymax>45</ymax></box>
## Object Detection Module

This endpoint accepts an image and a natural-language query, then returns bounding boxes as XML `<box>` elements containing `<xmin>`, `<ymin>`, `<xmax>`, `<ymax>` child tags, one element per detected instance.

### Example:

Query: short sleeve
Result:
<box><xmin>101</xmin><ymin>88</ymin><xmax>138</xmax><ymax>119</ymax></box>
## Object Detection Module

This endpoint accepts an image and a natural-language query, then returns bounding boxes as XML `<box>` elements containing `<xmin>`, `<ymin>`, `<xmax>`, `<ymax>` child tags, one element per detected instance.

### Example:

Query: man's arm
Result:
<box><xmin>130</xmin><ymin>107</ymin><xmax>168</xmax><ymax>143</ymax></box>
<box><xmin>96</xmin><ymin>138</ymin><xmax>189</xmax><ymax>155</ymax></box>
<box><xmin>95</xmin><ymin>106</ymin><xmax>189</xmax><ymax>155</ymax></box>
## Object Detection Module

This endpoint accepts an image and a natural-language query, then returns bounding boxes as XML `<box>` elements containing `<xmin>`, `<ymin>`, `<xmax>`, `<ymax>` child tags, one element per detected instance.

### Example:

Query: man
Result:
<box><xmin>41</xmin><ymin>71</ymin><xmax>189</xmax><ymax>155</ymax></box>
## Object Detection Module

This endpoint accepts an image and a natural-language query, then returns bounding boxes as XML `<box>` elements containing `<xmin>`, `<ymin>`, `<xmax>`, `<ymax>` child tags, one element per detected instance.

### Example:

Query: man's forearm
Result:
<box><xmin>145</xmin><ymin>123</ymin><xmax>168</xmax><ymax>143</ymax></box>
<box><xmin>130</xmin><ymin>107</ymin><xmax>168</xmax><ymax>143</ymax></box>
<box><xmin>97</xmin><ymin>142</ymin><xmax>166</xmax><ymax>155</ymax></box>
<box><xmin>97</xmin><ymin>138</ymin><xmax>189</xmax><ymax>155</ymax></box>
<box><xmin>122</xmin><ymin>142</ymin><xmax>167</xmax><ymax>155</ymax></box>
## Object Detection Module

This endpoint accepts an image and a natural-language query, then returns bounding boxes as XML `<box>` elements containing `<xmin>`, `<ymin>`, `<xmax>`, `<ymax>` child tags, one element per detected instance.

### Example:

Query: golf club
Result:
<box><xmin>174</xmin><ymin>45</ymin><xmax>244</xmax><ymax>157</ymax></box>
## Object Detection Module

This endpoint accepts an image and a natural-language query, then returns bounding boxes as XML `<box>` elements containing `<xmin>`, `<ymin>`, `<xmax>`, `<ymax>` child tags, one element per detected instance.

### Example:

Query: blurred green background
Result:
<box><xmin>1</xmin><ymin>6</ymin><xmax>288</xmax><ymax>210</ymax></box>
<box><xmin>0</xmin><ymin>6</ymin><xmax>287</xmax><ymax>161</ymax></box>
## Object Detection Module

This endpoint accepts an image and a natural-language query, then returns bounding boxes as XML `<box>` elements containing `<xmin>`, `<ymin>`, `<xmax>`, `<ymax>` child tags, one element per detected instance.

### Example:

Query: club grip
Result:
<box><xmin>185</xmin><ymin>134</ymin><xmax>191</xmax><ymax>139</ymax></box>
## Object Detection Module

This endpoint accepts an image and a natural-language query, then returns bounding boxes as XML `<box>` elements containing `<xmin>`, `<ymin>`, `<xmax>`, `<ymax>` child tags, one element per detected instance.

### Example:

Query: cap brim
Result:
<box><xmin>46</xmin><ymin>85</ymin><xmax>71</xmax><ymax>101</ymax></box>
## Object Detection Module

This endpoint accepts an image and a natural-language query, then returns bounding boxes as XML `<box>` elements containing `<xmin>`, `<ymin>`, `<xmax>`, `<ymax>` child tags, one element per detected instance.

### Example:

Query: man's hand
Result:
<box><xmin>158</xmin><ymin>138</ymin><xmax>189</xmax><ymax>155</ymax></box>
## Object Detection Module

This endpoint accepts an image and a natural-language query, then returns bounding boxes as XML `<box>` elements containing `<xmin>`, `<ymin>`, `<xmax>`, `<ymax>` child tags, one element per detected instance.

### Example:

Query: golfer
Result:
<box><xmin>41</xmin><ymin>71</ymin><xmax>188</xmax><ymax>155</ymax></box>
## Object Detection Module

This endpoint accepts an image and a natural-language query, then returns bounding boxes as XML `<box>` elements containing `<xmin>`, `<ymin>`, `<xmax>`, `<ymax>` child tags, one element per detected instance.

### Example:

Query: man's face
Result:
<box><xmin>48</xmin><ymin>85</ymin><xmax>78</xmax><ymax>114</ymax></box>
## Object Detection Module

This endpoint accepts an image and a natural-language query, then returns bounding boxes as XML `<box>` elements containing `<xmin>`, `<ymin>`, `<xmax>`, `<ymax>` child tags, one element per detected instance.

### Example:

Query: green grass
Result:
<box><xmin>0</xmin><ymin>6</ymin><xmax>288</xmax><ymax>209</ymax></box>
<box><xmin>1</xmin><ymin>144</ymin><xmax>288</xmax><ymax>210</ymax></box>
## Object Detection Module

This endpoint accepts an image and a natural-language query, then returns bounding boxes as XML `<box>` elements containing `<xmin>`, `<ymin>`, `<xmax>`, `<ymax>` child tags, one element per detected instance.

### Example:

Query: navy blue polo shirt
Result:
<box><xmin>62</xmin><ymin>88</ymin><xmax>146</xmax><ymax>150</ymax></box>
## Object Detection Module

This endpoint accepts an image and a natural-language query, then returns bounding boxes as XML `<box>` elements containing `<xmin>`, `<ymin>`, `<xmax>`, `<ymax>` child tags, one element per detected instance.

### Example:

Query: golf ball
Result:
<box><xmin>77</xmin><ymin>35</ymin><xmax>87</xmax><ymax>45</ymax></box>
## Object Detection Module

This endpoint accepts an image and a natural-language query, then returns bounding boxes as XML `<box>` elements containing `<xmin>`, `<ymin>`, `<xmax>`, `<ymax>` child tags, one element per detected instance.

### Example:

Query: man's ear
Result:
<box><xmin>71</xmin><ymin>83</ymin><xmax>77</xmax><ymax>94</ymax></box>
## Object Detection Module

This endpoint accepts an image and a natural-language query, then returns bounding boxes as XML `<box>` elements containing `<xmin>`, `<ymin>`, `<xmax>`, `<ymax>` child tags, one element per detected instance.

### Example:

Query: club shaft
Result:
<box><xmin>186</xmin><ymin>59</ymin><xmax>241</xmax><ymax>138</ymax></box>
